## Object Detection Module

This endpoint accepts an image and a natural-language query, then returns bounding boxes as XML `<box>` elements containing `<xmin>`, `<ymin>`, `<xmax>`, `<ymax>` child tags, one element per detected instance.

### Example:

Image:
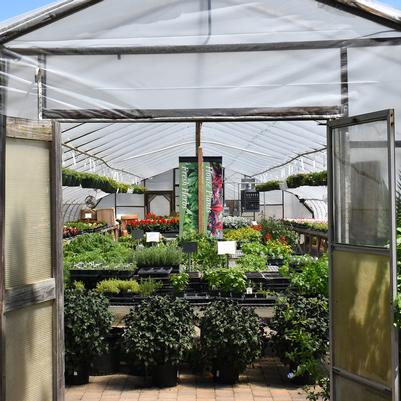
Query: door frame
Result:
<box><xmin>327</xmin><ymin>109</ymin><xmax>398</xmax><ymax>401</ymax></box>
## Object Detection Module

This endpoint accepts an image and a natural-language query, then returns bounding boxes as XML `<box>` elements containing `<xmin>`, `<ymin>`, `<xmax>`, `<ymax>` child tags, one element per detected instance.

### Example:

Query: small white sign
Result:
<box><xmin>217</xmin><ymin>241</ymin><xmax>237</xmax><ymax>255</ymax></box>
<box><xmin>246</xmin><ymin>287</ymin><xmax>253</xmax><ymax>295</ymax></box>
<box><xmin>84</xmin><ymin>213</ymin><xmax>92</xmax><ymax>219</ymax></box>
<box><xmin>146</xmin><ymin>232</ymin><xmax>161</xmax><ymax>243</ymax></box>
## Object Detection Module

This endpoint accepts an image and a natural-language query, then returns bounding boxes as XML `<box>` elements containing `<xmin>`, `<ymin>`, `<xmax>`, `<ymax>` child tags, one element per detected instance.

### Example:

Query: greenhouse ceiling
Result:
<box><xmin>1</xmin><ymin>0</ymin><xmax>401</xmax><ymax>184</ymax></box>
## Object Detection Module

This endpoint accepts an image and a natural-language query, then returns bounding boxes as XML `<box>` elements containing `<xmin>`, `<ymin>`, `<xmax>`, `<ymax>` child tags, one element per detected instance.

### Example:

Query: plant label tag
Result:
<box><xmin>73</xmin><ymin>371</ymin><xmax>78</xmax><ymax>376</ymax></box>
<box><xmin>84</xmin><ymin>213</ymin><xmax>92</xmax><ymax>219</ymax></box>
<box><xmin>246</xmin><ymin>287</ymin><xmax>253</xmax><ymax>295</ymax></box>
<box><xmin>217</xmin><ymin>241</ymin><xmax>237</xmax><ymax>255</ymax></box>
<box><xmin>146</xmin><ymin>232</ymin><xmax>161</xmax><ymax>242</ymax></box>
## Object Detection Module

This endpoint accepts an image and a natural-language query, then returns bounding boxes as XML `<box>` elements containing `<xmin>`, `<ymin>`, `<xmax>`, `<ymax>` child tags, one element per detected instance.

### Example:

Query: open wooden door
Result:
<box><xmin>0</xmin><ymin>116</ymin><xmax>64</xmax><ymax>401</ymax></box>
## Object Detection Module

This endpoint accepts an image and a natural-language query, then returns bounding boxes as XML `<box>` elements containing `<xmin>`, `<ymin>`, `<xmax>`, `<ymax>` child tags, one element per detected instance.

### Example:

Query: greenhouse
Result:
<box><xmin>0</xmin><ymin>0</ymin><xmax>401</xmax><ymax>400</ymax></box>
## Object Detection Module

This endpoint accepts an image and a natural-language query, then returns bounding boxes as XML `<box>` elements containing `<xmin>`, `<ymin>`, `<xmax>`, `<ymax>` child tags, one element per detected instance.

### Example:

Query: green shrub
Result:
<box><xmin>286</xmin><ymin>171</ymin><xmax>327</xmax><ymax>188</ymax></box>
<box><xmin>200</xmin><ymin>300</ymin><xmax>263</xmax><ymax>375</ymax></box>
<box><xmin>123</xmin><ymin>296</ymin><xmax>195</xmax><ymax>368</ymax></box>
<box><xmin>264</xmin><ymin>240</ymin><xmax>292</xmax><ymax>262</ymax></box>
<box><xmin>64</xmin><ymin>288</ymin><xmax>113</xmax><ymax>375</ymax></box>
<box><xmin>204</xmin><ymin>268</ymin><xmax>247</xmax><ymax>293</ymax></box>
<box><xmin>138</xmin><ymin>278</ymin><xmax>163</xmax><ymax>297</ymax></box>
<box><xmin>134</xmin><ymin>244</ymin><xmax>182</xmax><ymax>267</ymax></box>
<box><xmin>270</xmin><ymin>293</ymin><xmax>329</xmax><ymax>379</ymax></box>
<box><xmin>170</xmin><ymin>273</ymin><xmax>189</xmax><ymax>293</ymax></box>
<box><xmin>224</xmin><ymin>226</ymin><xmax>262</xmax><ymax>243</ymax></box>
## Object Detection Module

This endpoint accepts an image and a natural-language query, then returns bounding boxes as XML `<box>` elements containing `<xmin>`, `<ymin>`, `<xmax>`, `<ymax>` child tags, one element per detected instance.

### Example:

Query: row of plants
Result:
<box><xmin>256</xmin><ymin>170</ymin><xmax>327</xmax><ymax>192</ymax></box>
<box><xmin>284</xmin><ymin>219</ymin><xmax>328</xmax><ymax>233</ymax></box>
<box><xmin>62</xmin><ymin>168</ymin><xmax>145</xmax><ymax>193</ymax></box>
<box><xmin>63</xmin><ymin>220</ymin><xmax>107</xmax><ymax>238</ymax></box>
<box><xmin>65</xmin><ymin>289</ymin><xmax>263</xmax><ymax>387</ymax></box>
<box><xmin>126</xmin><ymin>212</ymin><xmax>179</xmax><ymax>233</ymax></box>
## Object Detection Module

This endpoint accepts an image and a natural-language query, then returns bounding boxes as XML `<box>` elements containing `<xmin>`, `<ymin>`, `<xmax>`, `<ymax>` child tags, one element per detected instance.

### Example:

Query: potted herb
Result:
<box><xmin>96</xmin><ymin>279</ymin><xmax>140</xmax><ymax>305</ymax></box>
<box><xmin>170</xmin><ymin>272</ymin><xmax>189</xmax><ymax>295</ymax></box>
<box><xmin>64</xmin><ymin>286</ymin><xmax>113</xmax><ymax>385</ymax></box>
<box><xmin>200</xmin><ymin>299</ymin><xmax>263</xmax><ymax>384</ymax></box>
<box><xmin>203</xmin><ymin>267</ymin><xmax>247</xmax><ymax>296</ymax></box>
<box><xmin>123</xmin><ymin>296</ymin><xmax>195</xmax><ymax>387</ymax></box>
<box><xmin>138</xmin><ymin>278</ymin><xmax>163</xmax><ymax>297</ymax></box>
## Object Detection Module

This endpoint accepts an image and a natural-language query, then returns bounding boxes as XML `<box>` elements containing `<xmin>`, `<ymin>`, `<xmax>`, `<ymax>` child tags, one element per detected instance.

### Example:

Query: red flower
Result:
<box><xmin>265</xmin><ymin>233</ymin><xmax>272</xmax><ymax>241</ymax></box>
<box><xmin>279</xmin><ymin>236</ymin><xmax>287</xmax><ymax>244</ymax></box>
<box><xmin>251</xmin><ymin>225</ymin><xmax>262</xmax><ymax>231</ymax></box>
<box><xmin>211</xmin><ymin>204</ymin><xmax>224</xmax><ymax>213</ymax></box>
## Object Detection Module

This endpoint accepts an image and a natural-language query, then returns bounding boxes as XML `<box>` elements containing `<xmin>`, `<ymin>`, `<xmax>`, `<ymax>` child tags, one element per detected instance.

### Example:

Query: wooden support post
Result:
<box><xmin>196</xmin><ymin>122</ymin><xmax>205</xmax><ymax>234</ymax></box>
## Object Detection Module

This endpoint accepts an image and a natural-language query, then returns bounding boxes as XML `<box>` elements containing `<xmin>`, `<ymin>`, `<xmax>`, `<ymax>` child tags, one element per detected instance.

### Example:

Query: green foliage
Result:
<box><xmin>203</xmin><ymin>268</ymin><xmax>247</xmax><ymax>293</ymax></box>
<box><xmin>260</xmin><ymin>217</ymin><xmax>298</xmax><ymax>248</ymax></box>
<box><xmin>264</xmin><ymin>240</ymin><xmax>292</xmax><ymax>262</ymax></box>
<box><xmin>64</xmin><ymin>288</ymin><xmax>113</xmax><ymax>374</ymax></box>
<box><xmin>123</xmin><ymin>296</ymin><xmax>195</xmax><ymax>368</ymax></box>
<box><xmin>255</xmin><ymin>180</ymin><xmax>282</xmax><ymax>192</ymax></box>
<box><xmin>62</xmin><ymin>168</ymin><xmax>145</xmax><ymax>193</ymax></box>
<box><xmin>305</xmin><ymin>376</ymin><xmax>330</xmax><ymax>401</ymax></box>
<box><xmin>96</xmin><ymin>279</ymin><xmax>140</xmax><ymax>294</ymax></box>
<box><xmin>64</xmin><ymin>233</ymin><xmax>135</xmax><ymax>270</ymax></box>
<box><xmin>179</xmin><ymin>234</ymin><xmax>225</xmax><ymax>271</ymax></box>
<box><xmin>236</xmin><ymin>254</ymin><xmax>267</xmax><ymax>272</ymax></box>
<box><xmin>224</xmin><ymin>226</ymin><xmax>262</xmax><ymax>243</ymax></box>
<box><xmin>138</xmin><ymin>278</ymin><xmax>163</xmax><ymax>297</ymax></box>
<box><xmin>65</xmin><ymin>220</ymin><xmax>106</xmax><ymax>231</ymax></box>
<box><xmin>281</xmin><ymin>255</ymin><xmax>329</xmax><ymax>297</ymax></box>
<box><xmin>170</xmin><ymin>273</ymin><xmax>189</xmax><ymax>293</ymax></box>
<box><xmin>134</xmin><ymin>244</ymin><xmax>182</xmax><ymax>267</ymax></box>
<box><xmin>241</xmin><ymin>238</ymin><xmax>292</xmax><ymax>263</ymax></box>
<box><xmin>200</xmin><ymin>300</ymin><xmax>263</xmax><ymax>374</ymax></box>
<box><xmin>73</xmin><ymin>280</ymin><xmax>85</xmax><ymax>291</ymax></box>
<box><xmin>286</xmin><ymin>171</ymin><xmax>327</xmax><ymax>188</ymax></box>
<box><xmin>270</xmin><ymin>293</ymin><xmax>329</xmax><ymax>379</ymax></box>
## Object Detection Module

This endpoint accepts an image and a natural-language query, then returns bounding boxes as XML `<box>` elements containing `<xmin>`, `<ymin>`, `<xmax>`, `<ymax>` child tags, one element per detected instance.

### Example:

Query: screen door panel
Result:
<box><xmin>0</xmin><ymin>117</ymin><xmax>64</xmax><ymax>401</ymax></box>
<box><xmin>328</xmin><ymin>110</ymin><xmax>397</xmax><ymax>401</ymax></box>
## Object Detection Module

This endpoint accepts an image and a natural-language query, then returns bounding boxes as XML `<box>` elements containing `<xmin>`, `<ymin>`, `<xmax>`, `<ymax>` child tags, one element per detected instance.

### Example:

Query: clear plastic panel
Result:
<box><xmin>332</xmin><ymin>120</ymin><xmax>390</xmax><ymax>247</ymax></box>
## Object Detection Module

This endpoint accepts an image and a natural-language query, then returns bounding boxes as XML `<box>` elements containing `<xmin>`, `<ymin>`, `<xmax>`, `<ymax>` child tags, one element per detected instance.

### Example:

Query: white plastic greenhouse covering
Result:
<box><xmin>1</xmin><ymin>0</ymin><xmax>401</xmax><ymax>209</ymax></box>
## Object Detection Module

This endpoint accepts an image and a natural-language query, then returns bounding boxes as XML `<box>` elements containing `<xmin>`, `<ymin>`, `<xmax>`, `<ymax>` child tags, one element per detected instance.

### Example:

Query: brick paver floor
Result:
<box><xmin>66</xmin><ymin>357</ymin><xmax>315</xmax><ymax>401</ymax></box>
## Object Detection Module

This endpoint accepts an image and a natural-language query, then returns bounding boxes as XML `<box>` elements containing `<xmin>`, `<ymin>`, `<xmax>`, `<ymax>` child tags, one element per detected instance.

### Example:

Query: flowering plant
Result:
<box><xmin>222</xmin><ymin>216</ymin><xmax>252</xmax><ymax>230</ymax></box>
<box><xmin>127</xmin><ymin>213</ymin><xmax>179</xmax><ymax>233</ymax></box>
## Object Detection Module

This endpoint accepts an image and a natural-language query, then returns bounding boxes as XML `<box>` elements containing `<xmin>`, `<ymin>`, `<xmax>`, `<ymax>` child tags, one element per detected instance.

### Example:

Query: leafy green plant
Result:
<box><xmin>264</xmin><ymin>240</ymin><xmax>292</xmax><ymax>262</ymax></box>
<box><xmin>236</xmin><ymin>254</ymin><xmax>267</xmax><ymax>272</ymax></box>
<box><xmin>138</xmin><ymin>278</ymin><xmax>163</xmax><ymax>297</ymax></box>
<box><xmin>179</xmin><ymin>234</ymin><xmax>225</xmax><ymax>271</ymax></box>
<box><xmin>204</xmin><ymin>268</ymin><xmax>247</xmax><ymax>293</ymax></box>
<box><xmin>170</xmin><ymin>273</ymin><xmax>189</xmax><ymax>293</ymax></box>
<box><xmin>123</xmin><ymin>296</ymin><xmax>195</xmax><ymax>368</ymax></box>
<box><xmin>305</xmin><ymin>376</ymin><xmax>330</xmax><ymax>401</ymax></box>
<box><xmin>286</xmin><ymin>171</ymin><xmax>327</xmax><ymax>189</ymax></box>
<box><xmin>224</xmin><ymin>226</ymin><xmax>262</xmax><ymax>243</ymax></box>
<box><xmin>96</xmin><ymin>279</ymin><xmax>140</xmax><ymax>294</ymax></box>
<box><xmin>281</xmin><ymin>255</ymin><xmax>329</xmax><ymax>297</ymax></box>
<box><xmin>64</xmin><ymin>288</ymin><xmax>113</xmax><ymax>375</ymax></box>
<box><xmin>134</xmin><ymin>244</ymin><xmax>182</xmax><ymax>267</ymax></box>
<box><xmin>64</xmin><ymin>233</ymin><xmax>135</xmax><ymax>270</ymax></box>
<box><xmin>222</xmin><ymin>216</ymin><xmax>252</xmax><ymax>229</ymax></box>
<box><xmin>200</xmin><ymin>300</ymin><xmax>263</xmax><ymax>376</ymax></box>
<box><xmin>255</xmin><ymin>180</ymin><xmax>282</xmax><ymax>192</ymax></box>
<box><xmin>270</xmin><ymin>293</ymin><xmax>329</xmax><ymax>379</ymax></box>
<box><xmin>73</xmin><ymin>280</ymin><xmax>85</xmax><ymax>291</ymax></box>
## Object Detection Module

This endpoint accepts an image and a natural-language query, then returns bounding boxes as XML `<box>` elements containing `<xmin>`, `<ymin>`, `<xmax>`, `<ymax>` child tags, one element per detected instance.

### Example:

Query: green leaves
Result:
<box><xmin>170</xmin><ymin>273</ymin><xmax>189</xmax><ymax>293</ymax></box>
<box><xmin>122</xmin><ymin>296</ymin><xmax>195</xmax><ymax>368</ymax></box>
<box><xmin>200</xmin><ymin>300</ymin><xmax>263</xmax><ymax>373</ymax></box>
<box><xmin>64</xmin><ymin>289</ymin><xmax>113</xmax><ymax>374</ymax></box>
<box><xmin>134</xmin><ymin>243</ymin><xmax>182</xmax><ymax>267</ymax></box>
<box><xmin>204</xmin><ymin>268</ymin><xmax>247</xmax><ymax>293</ymax></box>
<box><xmin>96</xmin><ymin>279</ymin><xmax>140</xmax><ymax>294</ymax></box>
<box><xmin>224</xmin><ymin>226</ymin><xmax>262</xmax><ymax>243</ymax></box>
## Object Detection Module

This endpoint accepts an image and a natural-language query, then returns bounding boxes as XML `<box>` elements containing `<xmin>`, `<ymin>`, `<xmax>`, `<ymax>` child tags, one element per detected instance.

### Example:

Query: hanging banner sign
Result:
<box><xmin>179</xmin><ymin>157</ymin><xmax>223</xmax><ymax>238</ymax></box>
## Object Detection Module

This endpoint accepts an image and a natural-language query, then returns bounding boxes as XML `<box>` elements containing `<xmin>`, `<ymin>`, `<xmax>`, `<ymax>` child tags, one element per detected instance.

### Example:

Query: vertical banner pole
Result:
<box><xmin>198</xmin><ymin>145</ymin><xmax>205</xmax><ymax>234</ymax></box>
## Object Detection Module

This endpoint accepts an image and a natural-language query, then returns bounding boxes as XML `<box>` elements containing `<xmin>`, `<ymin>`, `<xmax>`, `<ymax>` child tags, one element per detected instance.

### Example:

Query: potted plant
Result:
<box><xmin>170</xmin><ymin>272</ymin><xmax>189</xmax><ymax>295</ymax></box>
<box><xmin>96</xmin><ymin>279</ymin><xmax>140</xmax><ymax>304</ymax></box>
<box><xmin>269</xmin><ymin>293</ymin><xmax>328</xmax><ymax>384</ymax></box>
<box><xmin>134</xmin><ymin>244</ymin><xmax>182</xmax><ymax>275</ymax></box>
<box><xmin>64</xmin><ymin>286</ymin><xmax>113</xmax><ymax>385</ymax></box>
<box><xmin>200</xmin><ymin>299</ymin><xmax>263</xmax><ymax>384</ymax></box>
<box><xmin>122</xmin><ymin>296</ymin><xmax>195</xmax><ymax>387</ymax></box>
<box><xmin>203</xmin><ymin>267</ymin><xmax>247</xmax><ymax>297</ymax></box>
<box><xmin>137</xmin><ymin>278</ymin><xmax>163</xmax><ymax>298</ymax></box>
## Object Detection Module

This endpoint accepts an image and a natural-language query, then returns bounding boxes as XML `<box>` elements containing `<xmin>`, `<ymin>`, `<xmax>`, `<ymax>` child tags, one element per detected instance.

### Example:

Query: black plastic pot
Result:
<box><xmin>90</xmin><ymin>330</ymin><xmax>121</xmax><ymax>375</ymax></box>
<box><xmin>65</xmin><ymin>363</ymin><xmax>90</xmax><ymax>385</ymax></box>
<box><xmin>215</xmin><ymin>363</ymin><xmax>240</xmax><ymax>384</ymax></box>
<box><xmin>151</xmin><ymin>364</ymin><xmax>177</xmax><ymax>387</ymax></box>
